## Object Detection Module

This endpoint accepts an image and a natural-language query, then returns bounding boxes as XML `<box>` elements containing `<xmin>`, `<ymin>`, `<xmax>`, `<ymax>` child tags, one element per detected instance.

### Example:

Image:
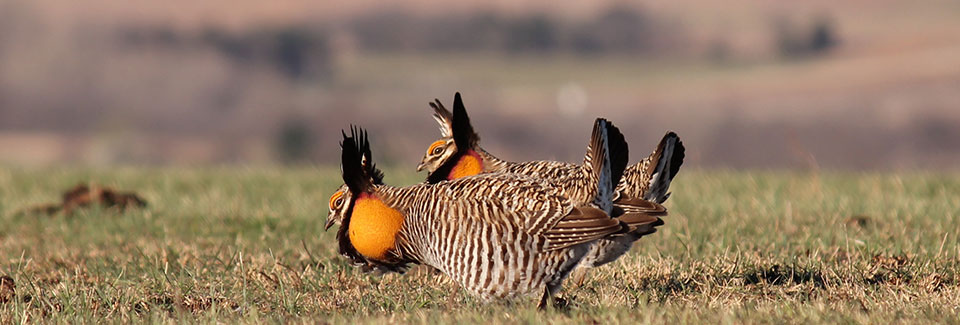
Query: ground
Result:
<box><xmin>0</xmin><ymin>166</ymin><xmax>958</xmax><ymax>323</ymax></box>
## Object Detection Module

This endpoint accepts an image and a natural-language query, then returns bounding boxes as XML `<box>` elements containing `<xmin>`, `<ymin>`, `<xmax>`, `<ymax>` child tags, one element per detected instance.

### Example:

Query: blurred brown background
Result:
<box><xmin>0</xmin><ymin>0</ymin><xmax>958</xmax><ymax>169</ymax></box>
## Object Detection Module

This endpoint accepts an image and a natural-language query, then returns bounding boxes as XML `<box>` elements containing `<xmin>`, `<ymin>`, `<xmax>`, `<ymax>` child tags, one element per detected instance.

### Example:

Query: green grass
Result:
<box><xmin>1</xmin><ymin>166</ymin><xmax>959</xmax><ymax>323</ymax></box>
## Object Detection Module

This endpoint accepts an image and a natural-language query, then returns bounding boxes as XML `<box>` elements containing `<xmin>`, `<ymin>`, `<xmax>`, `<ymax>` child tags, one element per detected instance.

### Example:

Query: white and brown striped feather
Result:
<box><xmin>364</xmin><ymin>173</ymin><xmax>623</xmax><ymax>299</ymax></box>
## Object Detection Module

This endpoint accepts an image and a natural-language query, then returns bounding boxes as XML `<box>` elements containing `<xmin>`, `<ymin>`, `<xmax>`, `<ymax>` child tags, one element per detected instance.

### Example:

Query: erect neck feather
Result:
<box><xmin>447</xmin><ymin>149</ymin><xmax>484</xmax><ymax>180</ymax></box>
<box><xmin>347</xmin><ymin>192</ymin><xmax>405</xmax><ymax>260</ymax></box>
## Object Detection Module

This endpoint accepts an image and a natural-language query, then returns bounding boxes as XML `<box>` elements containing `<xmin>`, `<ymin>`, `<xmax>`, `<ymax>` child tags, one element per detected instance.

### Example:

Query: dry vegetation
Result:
<box><xmin>1</xmin><ymin>166</ymin><xmax>958</xmax><ymax>323</ymax></box>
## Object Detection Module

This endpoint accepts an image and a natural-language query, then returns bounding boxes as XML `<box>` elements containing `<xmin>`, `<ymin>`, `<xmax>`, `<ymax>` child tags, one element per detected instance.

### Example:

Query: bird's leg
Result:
<box><xmin>537</xmin><ymin>287</ymin><xmax>551</xmax><ymax>311</ymax></box>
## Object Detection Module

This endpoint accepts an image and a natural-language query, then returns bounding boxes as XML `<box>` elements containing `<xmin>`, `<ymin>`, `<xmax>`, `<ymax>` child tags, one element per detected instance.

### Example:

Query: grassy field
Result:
<box><xmin>0</xmin><ymin>166</ymin><xmax>958</xmax><ymax>323</ymax></box>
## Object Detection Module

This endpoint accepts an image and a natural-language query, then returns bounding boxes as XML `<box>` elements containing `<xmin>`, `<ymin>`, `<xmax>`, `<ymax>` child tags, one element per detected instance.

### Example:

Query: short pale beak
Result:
<box><xmin>324</xmin><ymin>217</ymin><xmax>336</xmax><ymax>231</ymax></box>
<box><xmin>416</xmin><ymin>161</ymin><xmax>427</xmax><ymax>172</ymax></box>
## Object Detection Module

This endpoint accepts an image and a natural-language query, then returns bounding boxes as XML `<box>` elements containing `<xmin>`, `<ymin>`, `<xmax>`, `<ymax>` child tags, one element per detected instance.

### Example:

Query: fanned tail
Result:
<box><xmin>584</xmin><ymin>118</ymin><xmax>629</xmax><ymax>215</ymax></box>
<box><xmin>643</xmin><ymin>131</ymin><xmax>685</xmax><ymax>203</ymax></box>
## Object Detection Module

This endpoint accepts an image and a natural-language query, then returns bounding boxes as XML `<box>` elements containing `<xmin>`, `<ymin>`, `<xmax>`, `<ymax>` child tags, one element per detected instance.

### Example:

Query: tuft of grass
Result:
<box><xmin>1</xmin><ymin>166</ymin><xmax>958</xmax><ymax>323</ymax></box>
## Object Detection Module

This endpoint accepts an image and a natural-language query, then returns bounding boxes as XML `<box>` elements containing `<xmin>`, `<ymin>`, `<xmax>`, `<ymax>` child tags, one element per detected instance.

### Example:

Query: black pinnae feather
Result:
<box><xmin>451</xmin><ymin>92</ymin><xmax>479</xmax><ymax>149</ymax></box>
<box><xmin>368</xmin><ymin>161</ymin><xmax>385</xmax><ymax>185</ymax></box>
<box><xmin>359</xmin><ymin>130</ymin><xmax>385</xmax><ymax>185</ymax></box>
<box><xmin>352</xmin><ymin>126</ymin><xmax>385</xmax><ymax>185</ymax></box>
<box><xmin>340</xmin><ymin>126</ymin><xmax>374</xmax><ymax>193</ymax></box>
<box><xmin>354</xmin><ymin>125</ymin><xmax>386</xmax><ymax>185</ymax></box>
<box><xmin>340</xmin><ymin>129</ymin><xmax>361</xmax><ymax>192</ymax></box>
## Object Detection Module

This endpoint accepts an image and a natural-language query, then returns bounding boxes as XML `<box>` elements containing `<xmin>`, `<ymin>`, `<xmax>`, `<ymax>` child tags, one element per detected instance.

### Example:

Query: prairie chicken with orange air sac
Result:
<box><xmin>332</xmin><ymin>123</ymin><xmax>665</xmax><ymax>308</ymax></box>
<box><xmin>418</xmin><ymin>93</ymin><xmax>684</xmax><ymax>204</ymax></box>
<box><xmin>417</xmin><ymin>93</ymin><xmax>680</xmax><ymax>267</ymax></box>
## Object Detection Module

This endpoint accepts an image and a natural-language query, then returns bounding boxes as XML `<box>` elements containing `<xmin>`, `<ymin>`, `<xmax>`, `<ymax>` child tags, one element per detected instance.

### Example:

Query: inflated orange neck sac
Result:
<box><xmin>347</xmin><ymin>193</ymin><xmax>405</xmax><ymax>260</ymax></box>
<box><xmin>447</xmin><ymin>149</ymin><xmax>483</xmax><ymax>179</ymax></box>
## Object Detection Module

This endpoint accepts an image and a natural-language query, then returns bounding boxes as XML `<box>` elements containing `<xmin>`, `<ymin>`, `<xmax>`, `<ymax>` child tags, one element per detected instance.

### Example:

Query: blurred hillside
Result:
<box><xmin>0</xmin><ymin>0</ymin><xmax>958</xmax><ymax>169</ymax></box>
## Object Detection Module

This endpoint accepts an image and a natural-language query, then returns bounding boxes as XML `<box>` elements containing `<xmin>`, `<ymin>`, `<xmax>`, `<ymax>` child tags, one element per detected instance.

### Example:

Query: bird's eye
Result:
<box><xmin>432</xmin><ymin>147</ymin><xmax>443</xmax><ymax>155</ymax></box>
<box><xmin>329</xmin><ymin>191</ymin><xmax>344</xmax><ymax>210</ymax></box>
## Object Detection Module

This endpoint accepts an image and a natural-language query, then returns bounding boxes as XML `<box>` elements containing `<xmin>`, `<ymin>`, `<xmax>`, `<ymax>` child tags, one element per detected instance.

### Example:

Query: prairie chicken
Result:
<box><xmin>18</xmin><ymin>183</ymin><xmax>147</xmax><ymax>217</ymax></box>
<box><xmin>419</xmin><ymin>93</ymin><xmax>684</xmax><ymax>204</ymax></box>
<box><xmin>332</xmin><ymin>123</ymin><xmax>665</xmax><ymax>308</ymax></box>
<box><xmin>416</xmin><ymin>93</ymin><xmax>682</xmax><ymax>267</ymax></box>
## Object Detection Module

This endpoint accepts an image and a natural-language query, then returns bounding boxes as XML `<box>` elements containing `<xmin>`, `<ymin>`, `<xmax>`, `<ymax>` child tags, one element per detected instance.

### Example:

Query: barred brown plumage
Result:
<box><xmin>417</xmin><ymin>93</ymin><xmax>679</xmax><ymax>268</ymax></box>
<box><xmin>617</xmin><ymin>131</ymin><xmax>685</xmax><ymax>204</ymax></box>
<box><xmin>333</xmin><ymin>125</ymin><xmax>663</xmax><ymax>308</ymax></box>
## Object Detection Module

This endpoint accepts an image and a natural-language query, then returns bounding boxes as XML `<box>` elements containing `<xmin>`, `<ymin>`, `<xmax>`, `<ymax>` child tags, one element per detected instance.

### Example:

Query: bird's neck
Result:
<box><xmin>347</xmin><ymin>192</ymin><xmax>405</xmax><ymax>260</ymax></box>
<box><xmin>447</xmin><ymin>149</ymin><xmax>485</xmax><ymax>180</ymax></box>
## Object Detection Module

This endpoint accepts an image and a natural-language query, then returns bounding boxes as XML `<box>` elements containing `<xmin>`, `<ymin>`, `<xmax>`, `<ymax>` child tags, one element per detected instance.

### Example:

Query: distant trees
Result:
<box><xmin>345</xmin><ymin>7</ymin><xmax>839</xmax><ymax>60</ymax></box>
<box><xmin>203</xmin><ymin>27</ymin><xmax>333</xmax><ymax>81</ymax></box>
<box><xmin>809</xmin><ymin>19</ymin><xmax>838</xmax><ymax>53</ymax></box>
<box><xmin>570</xmin><ymin>7</ymin><xmax>651</xmax><ymax>55</ymax></box>
<box><xmin>113</xmin><ymin>7</ymin><xmax>842</xmax><ymax>84</ymax></box>
<box><xmin>775</xmin><ymin>16</ymin><xmax>838</xmax><ymax>58</ymax></box>
<box><xmin>120</xmin><ymin>26</ymin><xmax>334</xmax><ymax>81</ymax></box>
<box><xmin>348</xmin><ymin>6</ymin><xmax>669</xmax><ymax>56</ymax></box>
<box><xmin>273</xmin><ymin>28</ymin><xmax>327</xmax><ymax>79</ymax></box>
<box><xmin>504</xmin><ymin>14</ymin><xmax>559</xmax><ymax>53</ymax></box>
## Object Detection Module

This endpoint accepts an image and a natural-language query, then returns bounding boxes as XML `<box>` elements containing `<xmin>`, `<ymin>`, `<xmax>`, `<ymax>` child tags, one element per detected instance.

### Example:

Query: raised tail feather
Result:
<box><xmin>643</xmin><ymin>131</ymin><xmax>685</xmax><ymax>204</ymax></box>
<box><xmin>584</xmin><ymin>118</ymin><xmax>629</xmax><ymax>215</ymax></box>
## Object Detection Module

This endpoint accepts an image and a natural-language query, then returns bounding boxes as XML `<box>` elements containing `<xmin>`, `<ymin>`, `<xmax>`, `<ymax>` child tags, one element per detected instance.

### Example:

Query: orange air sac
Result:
<box><xmin>348</xmin><ymin>194</ymin><xmax>405</xmax><ymax>260</ymax></box>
